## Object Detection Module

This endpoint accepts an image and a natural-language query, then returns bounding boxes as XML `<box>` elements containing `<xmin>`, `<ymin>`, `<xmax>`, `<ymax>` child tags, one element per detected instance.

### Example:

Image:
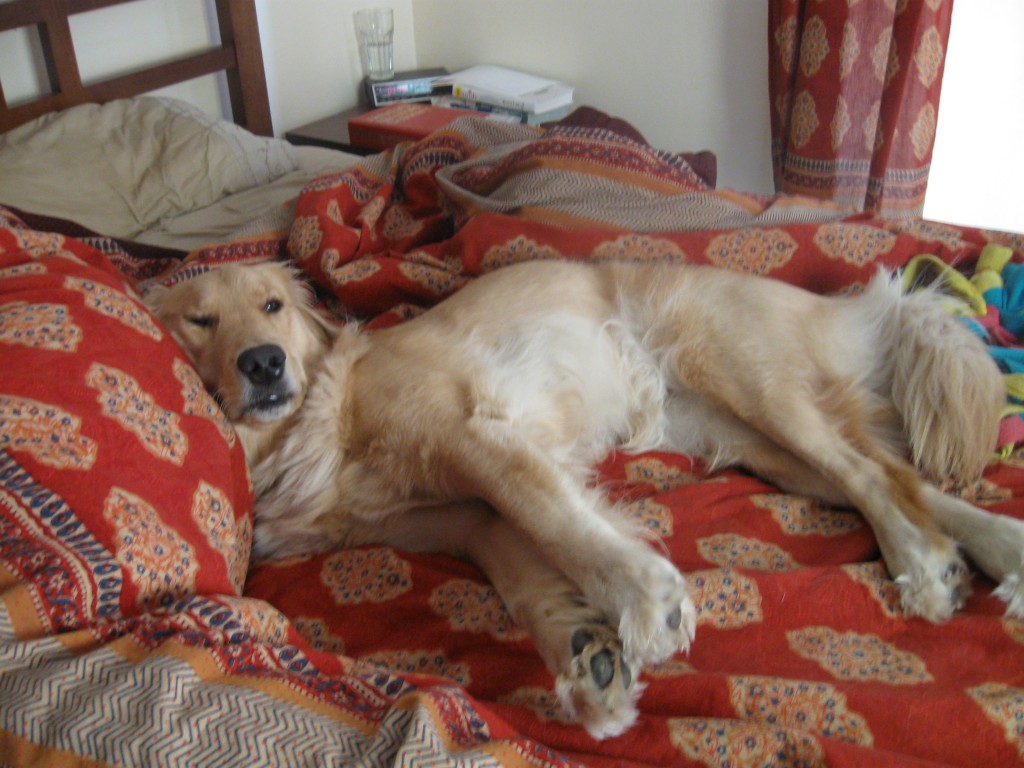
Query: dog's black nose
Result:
<box><xmin>237</xmin><ymin>344</ymin><xmax>286</xmax><ymax>386</ymax></box>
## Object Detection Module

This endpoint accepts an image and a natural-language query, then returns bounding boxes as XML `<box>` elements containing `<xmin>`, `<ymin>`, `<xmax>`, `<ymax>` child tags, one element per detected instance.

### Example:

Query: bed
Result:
<box><xmin>3</xmin><ymin>2</ymin><xmax>1024</xmax><ymax>767</ymax></box>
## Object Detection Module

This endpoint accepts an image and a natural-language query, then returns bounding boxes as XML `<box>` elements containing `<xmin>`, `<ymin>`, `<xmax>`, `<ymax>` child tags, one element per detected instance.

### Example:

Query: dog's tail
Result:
<box><xmin>886</xmin><ymin>273</ymin><xmax>1005</xmax><ymax>484</ymax></box>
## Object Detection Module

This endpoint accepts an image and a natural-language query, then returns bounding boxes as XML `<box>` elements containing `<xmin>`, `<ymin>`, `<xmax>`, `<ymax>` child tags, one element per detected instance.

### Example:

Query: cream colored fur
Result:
<box><xmin>147</xmin><ymin>259</ymin><xmax>1024</xmax><ymax>739</ymax></box>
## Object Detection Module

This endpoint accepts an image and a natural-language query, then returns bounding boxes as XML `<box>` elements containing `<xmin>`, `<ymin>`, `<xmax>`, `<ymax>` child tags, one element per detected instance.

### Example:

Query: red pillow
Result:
<box><xmin>0</xmin><ymin>220</ymin><xmax>252</xmax><ymax>637</ymax></box>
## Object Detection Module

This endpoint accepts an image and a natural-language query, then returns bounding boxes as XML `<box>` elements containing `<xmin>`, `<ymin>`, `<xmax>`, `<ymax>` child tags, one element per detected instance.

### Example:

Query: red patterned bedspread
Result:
<box><xmin>3</xmin><ymin>118</ymin><xmax>1024</xmax><ymax>767</ymax></box>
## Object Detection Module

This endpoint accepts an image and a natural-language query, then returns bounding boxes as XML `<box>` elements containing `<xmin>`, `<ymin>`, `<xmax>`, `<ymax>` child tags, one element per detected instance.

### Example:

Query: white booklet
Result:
<box><xmin>440</xmin><ymin>65</ymin><xmax>574</xmax><ymax>114</ymax></box>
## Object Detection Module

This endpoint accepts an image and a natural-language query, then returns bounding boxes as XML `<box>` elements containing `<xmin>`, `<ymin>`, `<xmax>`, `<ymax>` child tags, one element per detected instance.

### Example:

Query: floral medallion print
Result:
<box><xmin>624</xmin><ymin>497</ymin><xmax>673</xmax><ymax>537</ymax></box>
<box><xmin>697</xmin><ymin>534</ymin><xmax>799</xmax><ymax>572</ymax></box>
<box><xmin>705</xmin><ymin>229</ymin><xmax>798</xmax><ymax>275</ymax></box>
<box><xmin>190</xmin><ymin>481</ymin><xmax>247</xmax><ymax>594</ymax></box>
<box><xmin>909</xmin><ymin>103</ymin><xmax>937</xmax><ymax>161</ymax></box>
<box><xmin>592</xmin><ymin>234</ymin><xmax>687</xmax><ymax>264</ymax></box>
<box><xmin>382</xmin><ymin>204</ymin><xmax>425</xmax><ymax>241</ymax></box>
<box><xmin>499</xmin><ymin>688</ymin><xmax>572</xmax><ymax>725</ymax></box>
<box><xmin>646</xmin><ymin>658</ymin><xmax>698</xmax><ymax>678</ymax></box>
<box><xmin>690</xmin><ymin>568</ymin><xmax>763</xmax><ymax>629</ymax></box>
<box><xmin>839</xmin><ymin>21</ymin><xmax>860</xmax><ymax>80</ymax></box>
<box><xmin>397</xmin><ymin>255</ymin><xmax>465</xmax><ymax>295</ymax></box>
<box><xmin>102</xmin><ymin>486</ymin><xmax>198</xmax><ymax>609</ymax></box>
<box><xmin>624</xmin><ymin>456</ymin><xmax>702</xmax><ymax>492</ymax></box>
<box><xmin>812</xmin><ymin>223</ymin><xmax>897</xmax><ymax>266</ymax></box>
<box><xmin>321</xmin><ymin>547</ymin><xmax>412</xmax><ymax>604</ymax></box>
<box><xmin>480</xmin><ymin>236</ymin><xmax>563</xmax><ymax>272</ymax></box>
<box><xmin>323</xmin><ymin>251</ymin><xmax>382</xmax><ymax>287</ymax></box>
<box><xmin>0</xmin><ymin>301</ymin><xmax>81</xmax><ymax>351</ymax></box>
<box><xmin>64</xmin><ymin>276</ymin><xmax>162</xmax><ymax>341</ymax></box>
<box><xmin>842</xmin><ymin>562</ymin><xmax>903</xmax><ymax>618</ymax></box>
<box><xmin>728</xmin><ymin>676</ymin><xmax>873</xmax><ymax>746</ymax></box>
<box><xmin>361</xmin><ymin>649</ymin><xmax>472</xmax><ymax>686</ymax></box>
<box><xmin>288</xmin><ymin>215</ymin><xmax>324</xmax><ymax>263</ymax></box>
<box><xmin>968</xmin><ymin>683</ymin><xmax>1024</xmax><ymax>759</ymax></box>
<box><xmin>752</xmin><ymin>493</ymin><xmax>863</xmax><ymax>536</ymax></box>
<box><xmin>86</xmin><ymin>363</ymin><xmax>188</xmax><ymax>465</ymax></box>
<box><xmin>0</xmin><ymin>395</ymin><xmax>97</xmax><ymax>469</ymax></box>
<box><xmin>173</xmin><ymin>358</ymin><xmax>235</xmax><ymax>447</ymax></box>
<box><xmin>789</xmin><ymin>91</ymin><xmax>820</xmax><ymax>149</ymax></box>
<box><xmin>668</xmin><ymin>717</ymin><xmax>824</xmax><ymax>768</ymax></box>
<box><xmin>786</xmin><ymin>627</ymin><xmax>933</xmax><ymax>684</ymax></box>
<box><xmin>293</xmin><ymin>616</ymin><xmax>345</xmax><ymax>654</ymax></box>
<box><xmin>799</xmin><ymin>16</ymin><xmax>830</xmax><ymax>77</ymax></box>
<box><xmin>0</xmin><ymin>262</ymin><xmax>47</xmax><ymax>279</ymax></box>
<box><xmin>429</xmin><ymin>578</ymin><xmax>527</xmax><ymax>641</ymax></box>
<box><xmin>913</xmin><ymin>25</ymin><xmax>944</xmax><ymax>87</ymax></box>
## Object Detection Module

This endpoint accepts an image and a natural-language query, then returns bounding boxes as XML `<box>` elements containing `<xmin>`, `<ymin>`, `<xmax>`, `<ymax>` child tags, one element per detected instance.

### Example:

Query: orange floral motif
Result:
<box><xmin>323</xmin><ymin>251</ymin><xmax>382</xmax><ymax>286</ymax></box>
<box><xmin>1002</xmin><ymin>618</ymin><xmax>1024</xmax><ymax>645</ymax></box>
<box><xmin>697</xmin><ymin>534</ymin><xmax>799</xmax><ymax>572</ymax></box>
<box><xmin>321</xmin><ymin>547</ymin><xmax>412</xmax><ymax>604</ymax></box>
<box><xmin>360</xmin><ymin>649</ymin><xmax>472</xmax><ymax>686</ymax></box>
<box><xmin>190</xmin><ymin>481</ymin><xmax>246</xmax><ymax>594</ymax></box>
<box><xmin>173</xmin><ymin>359</ymin><xmax>235</xmax><ymax>447</ymax></box>
<box><xmin>216</xmin><ymin>595</ymin><xmax>290</xmax><ymax>645</ymax></box>
<box><xmin>624</xmin><ymin>456</ymin><xmax>702</xmax><ymax>492</ymax></box>
<box><xmin>786</xmin><ymin>626</ymin><xmax>933</xmax><ymax>684</ymax></box>
<box><xmin>0</xmin><ymin>301</ymin><xmax>81</xmax><ymax>351</ymax></box>
<box><xmin>86</xmin><ymin>363</ymin><xmax>188</xmax><ymax>466</ymax></box>
<box><xmin>968</xmin><ymin>683</ymin><xmax>1024</xmax><ymax>760</ymax></box>
<box><xmin>690</xmin><ymin>568</ymin><xmax>763</xmax><ymax>629</ymax></box>
<box><xmin>774</xmin><ymin>16</ymin><xmax>799</xmax><ymax>75</ymax></box>
<box><xmin>397</xmin><ymin>256</ymin><xmax>466</xmax><ymax>295</ymax></box>
<box><xmin>64</xmin><ymin>276</ymin><xmax>162</xmax><ymax>341</ymax></box>
<box><xmin>914</xmin><ymin>26</ymin><xmax>944</xmax><ymax>87</ymax></box>
<box><xmin>789</xmin><ymin>91</ymin><xmax>820</xmax><ymax>149</ymax></box>
<box><xmin>909</xmin><ymin>103</ymin><xmax>937</xmax><ymax>161</ymax></box>
<box><xmin>0</xmin><ymin>262</ymin><xmax>46</xmax><ymax>279</ymax></box>
<box><xmin>646</xmin><ymin>658</ymin><xmax>697</xmax><ymax>678</ymax></box>
<box><xmin>481</xmin><ymin>236</ymin><xmax>563</xmax><ymax>271</ymax></box>
<box><xmin>0</xmin><ymin>395</ymin><xmax>97</xmax><ymax>469</ymax></box>
<box><xmin>429</xmin><ymin>578</ymin><xmax>527</xmax><ymax>641</ymax></box>
<box><xmin>831</xmin><ymin>96</ymin><xmax>851</xmax><ymax>149</ymax></box>
<box><xmin>624</xmin><ymin>497</ymin><xmax>673</xmax><ymax>538</ymax></box>
<box><xmin>800</xmin><ymin>16</ymin><xmax>831</xmax><ymax>76</ymax></box>
<box><xmin>842</xmin><ymin>562</ymin><xmax>903</xmax><ymax>618</ymax></box>
<box><xmin>382</xmin><ymin>204</ymin><xmax>425</xmax><ymax>241</ymax></box>
<box><xmin>668</xmin><ymin>717</ymin><xmax>824</xmax><ymax>768</ymax></box>
<box><xmin>813</xmin><ymin>223</ymin><xmax>897</xmax><ymax>266</ymax></box>
<box><xmin>705</xmin><ymin>229</ymin><xmax>798</xmax><ymax>275</ymax></box>
<box><xmin>839</xmin><ymin>22</ymin><xmax>860</xmax><ymax>80</ymax></box>
<box><xmin>729</xmin><ymin>676</ymin><xmax>873</xmax><ymax>746</ymax></box>
<box><xmin>752</xmin><ymin>493</ymin><xmax>863</xmax><ymax>536</ymax></box>
<box><xmin>103</xmin><ymin>486</ymin><xmax>198</xmax><ymax>609</ymax></box>
<box><xmin>499</xmin><ymin>687</ymin><xmax>572</xmax><ymax>725</ymax></box>
<box><xmin>293</xmin><ymin>616</ymin><xmax>345</xmax><ymax>654</ymax></box>
<box><xmin>356</xmin><ymin>197</ymin><xmax>387</xmax><ymax>230</ymax></box>
<box><xmin>288</xmin><ymin>215</ymin><xmax>324</xmax><ymax>262</ymax></box>
<box><xmin>591</xmin><ymin>234</ymin><xmax>687</xmax><ymax>264</ymax></box>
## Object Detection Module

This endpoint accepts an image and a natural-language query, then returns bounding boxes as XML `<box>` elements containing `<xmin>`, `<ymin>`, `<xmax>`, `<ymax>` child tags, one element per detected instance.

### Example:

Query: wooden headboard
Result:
<box><xmin>0</xmin><ymin>0</ymin><xmax>273</xmax><ymax>135</ymax></box>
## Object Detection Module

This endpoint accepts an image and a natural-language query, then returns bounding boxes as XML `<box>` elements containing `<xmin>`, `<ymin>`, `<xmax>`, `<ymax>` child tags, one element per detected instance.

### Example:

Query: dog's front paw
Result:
<box><xmin>556</xmin><ymin>623</ymin><xmax>641</xmax><ymax>740</ymax></box>
<box><xmin>617</xmin><ymin>556</ymin><xmax>696</xmax><ymax>667</ymax></box>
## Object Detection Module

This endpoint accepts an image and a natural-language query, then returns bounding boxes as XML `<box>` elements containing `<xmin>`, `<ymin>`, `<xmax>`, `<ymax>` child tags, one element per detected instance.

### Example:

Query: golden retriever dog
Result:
<box><xmin>146</xmin><ymin>258</ymin><xmax>1024</xmax><ymax>739</ymax></box>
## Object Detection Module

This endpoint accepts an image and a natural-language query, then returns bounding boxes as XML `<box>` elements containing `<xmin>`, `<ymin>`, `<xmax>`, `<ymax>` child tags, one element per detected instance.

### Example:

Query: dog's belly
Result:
<box><xmin>461</xmin><ymin>311</ymin><xmax>668</xmax><ymax>468</ymax></box>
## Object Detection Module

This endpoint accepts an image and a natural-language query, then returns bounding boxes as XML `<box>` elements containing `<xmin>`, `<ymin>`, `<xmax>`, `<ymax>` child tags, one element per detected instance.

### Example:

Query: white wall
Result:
<box><xmin>923</xmin><ymin>0</ymin><xmax>1024</xmax><ymax>235</ymax></box>
<box><xmin>410</xmin><ymin>0</ymin><xmax>775</xmax><ymax>195</ymax></box>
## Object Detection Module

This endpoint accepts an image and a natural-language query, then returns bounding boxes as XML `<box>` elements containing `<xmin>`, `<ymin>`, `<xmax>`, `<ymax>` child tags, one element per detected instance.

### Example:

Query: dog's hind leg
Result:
<box><xmin>373</xmin><ymin>503</ymin><xmax>644</xmax><ymax>739</ymax></box>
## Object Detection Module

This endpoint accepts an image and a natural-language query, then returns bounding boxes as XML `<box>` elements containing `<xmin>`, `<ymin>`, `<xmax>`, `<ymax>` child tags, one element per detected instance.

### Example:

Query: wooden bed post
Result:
<box><xmin>215</xmin><ymin>0</ymin><xmax>274</xmax><ymax>137</ymax></box>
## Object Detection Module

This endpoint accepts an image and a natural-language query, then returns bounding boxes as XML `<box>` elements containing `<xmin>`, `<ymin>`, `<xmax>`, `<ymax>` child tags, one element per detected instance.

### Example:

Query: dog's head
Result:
<box><xmin>146</xmin><ymin>262</ymin><xmax>334</xmax><ymax>430</ymax></box>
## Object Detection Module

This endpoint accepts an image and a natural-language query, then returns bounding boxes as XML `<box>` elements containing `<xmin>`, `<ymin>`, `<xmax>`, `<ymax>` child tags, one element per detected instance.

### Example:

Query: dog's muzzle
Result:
<box><xmin>237</xmin><ymin>344</ymin><xmax>294</xmax><ymax>417</ymax></box>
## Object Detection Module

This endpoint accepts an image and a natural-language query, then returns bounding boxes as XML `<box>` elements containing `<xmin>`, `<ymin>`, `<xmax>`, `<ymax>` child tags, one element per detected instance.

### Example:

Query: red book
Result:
<box><xmin>347</xmin><ymin>103</ymin><xmax>477</xmax><ymax>150</ymax></box>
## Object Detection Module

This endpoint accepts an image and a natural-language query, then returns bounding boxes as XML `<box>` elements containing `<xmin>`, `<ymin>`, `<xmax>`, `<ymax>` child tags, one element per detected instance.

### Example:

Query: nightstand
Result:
<box><xmin>284</xmin><ymin>106</ymin><xmax>376</xmax><ymax>156</ymax></box>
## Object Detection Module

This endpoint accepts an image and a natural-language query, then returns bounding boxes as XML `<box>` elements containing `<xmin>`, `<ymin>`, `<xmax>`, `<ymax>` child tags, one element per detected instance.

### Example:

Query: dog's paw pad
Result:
<box><xmin>558</xmin><ymin>623</ymin><xmax>640</xmax><ymax>740</ymax></box>
<box><xmin>618</xmin><ymin>559</ymin><xmax>696</xmax><ymax>667</ymax></box>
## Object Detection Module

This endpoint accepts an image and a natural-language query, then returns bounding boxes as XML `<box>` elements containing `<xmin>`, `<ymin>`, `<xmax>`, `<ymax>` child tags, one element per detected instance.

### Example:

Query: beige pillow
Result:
<box><xmin>0</xmin><ymin>97</ymin><xmax>300</xmax><ymax>239</ymax></box>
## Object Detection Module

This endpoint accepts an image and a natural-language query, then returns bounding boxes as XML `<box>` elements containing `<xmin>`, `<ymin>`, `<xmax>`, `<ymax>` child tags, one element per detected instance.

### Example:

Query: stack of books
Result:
<box><xmin>432</xmin><ymin>65</ymin><xmax>575</xmax><ymax>125</ymax></box>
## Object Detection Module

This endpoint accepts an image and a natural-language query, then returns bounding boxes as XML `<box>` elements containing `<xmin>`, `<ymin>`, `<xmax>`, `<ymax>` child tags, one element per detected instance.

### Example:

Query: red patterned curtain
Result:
<box><xmin>768</xmin><ymin>0</ymin><xmax>953</xmax><ymax>218</ymax></box>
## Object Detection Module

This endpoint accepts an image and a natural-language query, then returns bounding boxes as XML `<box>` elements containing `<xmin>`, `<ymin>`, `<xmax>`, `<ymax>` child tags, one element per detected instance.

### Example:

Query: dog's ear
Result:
<box><xmin>142</xmin><ymin>283</ymin><xmax>170</xmax><ymax>321</ymax></box>
<box><xmin>287</xmin><ymin>269</ymin><xmax>339</xmax><ymax>346</ymax></box>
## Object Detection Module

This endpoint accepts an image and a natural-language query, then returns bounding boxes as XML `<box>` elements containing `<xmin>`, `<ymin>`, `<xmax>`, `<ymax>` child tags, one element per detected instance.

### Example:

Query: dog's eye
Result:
<box><xmin>264</xmin><ymin>299</ymin><xmax>283</xmax><ymax>314</ymax></box>
<box><xmin>186</xmin><ymin>315</ymin><xmax>216</xmax><ymax>329</ymax></box>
